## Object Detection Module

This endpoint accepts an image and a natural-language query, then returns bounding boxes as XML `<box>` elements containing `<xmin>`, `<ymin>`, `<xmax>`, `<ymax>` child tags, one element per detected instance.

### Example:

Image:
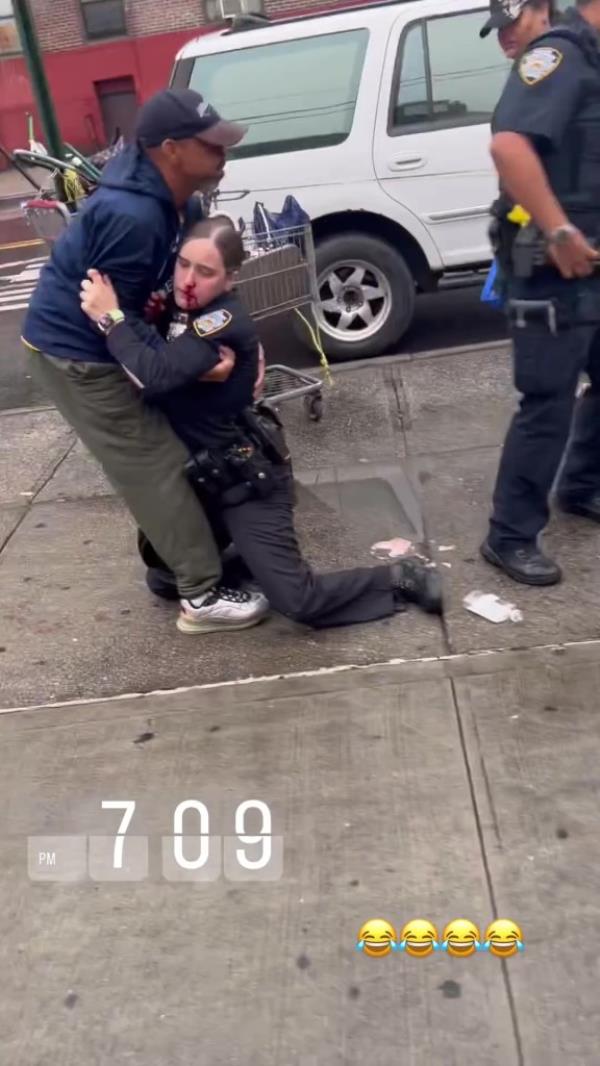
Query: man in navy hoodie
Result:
<box><xmin>22</xmin><ymin>89</ymin><xmax>268</xmax><ymax>634</ymax></box>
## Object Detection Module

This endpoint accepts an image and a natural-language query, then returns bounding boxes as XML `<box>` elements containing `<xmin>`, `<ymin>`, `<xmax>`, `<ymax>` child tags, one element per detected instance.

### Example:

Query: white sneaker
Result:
<box><xmin>177</xmin><ymin>586</ymin><xmax>269</xmax><ymax>634</ymax></box>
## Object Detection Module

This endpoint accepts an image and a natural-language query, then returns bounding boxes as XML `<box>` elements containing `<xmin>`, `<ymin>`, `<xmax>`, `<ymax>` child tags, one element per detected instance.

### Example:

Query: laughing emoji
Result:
<box><xmin>399</xmin><ymin>919</ymin><xmax>439</xmax><ymax>958</ymax></box>
<box><xmin>484</xmin><ymin>919</ymin><xmax>524</xmax><ymax>958</ymax></box>
<box><xmin>442</xmin><ymin>919</ymin><xmax>481</xmax><ymax>957</ymax></box>
<box><xmin>356</xmin><ymin>919</ymin><xmax>398</xmax><ymax>958</ymax></box>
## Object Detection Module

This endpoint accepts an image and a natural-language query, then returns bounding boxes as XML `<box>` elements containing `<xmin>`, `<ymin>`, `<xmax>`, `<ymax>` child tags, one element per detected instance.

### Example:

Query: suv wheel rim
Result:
<box><xmin>315</xmin><ymin>259</ymin><xmax>392</xmax><ymax>342</ymax></box>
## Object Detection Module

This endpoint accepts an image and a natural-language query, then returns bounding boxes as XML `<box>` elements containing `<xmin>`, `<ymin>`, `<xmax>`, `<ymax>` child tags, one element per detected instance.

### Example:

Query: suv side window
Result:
<box><xmin>390</xmin><ymin>11</ymin><xmax>510</xmax><ymax>134</ymax></box>
<box><xmin>188</xmin><ymin>29</ymin><xmax>369</xmax><ymax>160</ymax></box>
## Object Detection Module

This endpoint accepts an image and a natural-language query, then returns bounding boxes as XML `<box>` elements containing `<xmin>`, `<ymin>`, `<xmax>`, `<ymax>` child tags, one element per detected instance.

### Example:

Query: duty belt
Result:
<box><xmin>508</xmin><ymin>295</ymin><xmax>600</xmax><ymax>335</ymax></box>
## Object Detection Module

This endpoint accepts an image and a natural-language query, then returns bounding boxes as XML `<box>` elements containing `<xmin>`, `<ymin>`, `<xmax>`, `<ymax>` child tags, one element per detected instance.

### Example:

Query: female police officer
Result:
<box><xmin>80</xmin><ymin>218</ymin><xmax>442</xmax><ymax>631</ymax></box>
<box><xmin>480</xmin><ymin>0</ymin><xmax>558</xmax><ymax>60</ymax></box>
<box><xmin>480</xmin><ymin>0</ymin><xmax>600</xmax><ymax>586</ymax></box>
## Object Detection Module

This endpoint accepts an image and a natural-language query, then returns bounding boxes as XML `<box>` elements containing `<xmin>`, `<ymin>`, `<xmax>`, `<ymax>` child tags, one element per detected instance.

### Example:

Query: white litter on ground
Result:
<box><xmin>370</xmin><ymin>537</ymin><xmax>414</xmax><ymax>559</ymax></box>
<box><xmin>463</xmin><ymin>590</ymin><xmax>523</xmax><ymax>623</ymax></box>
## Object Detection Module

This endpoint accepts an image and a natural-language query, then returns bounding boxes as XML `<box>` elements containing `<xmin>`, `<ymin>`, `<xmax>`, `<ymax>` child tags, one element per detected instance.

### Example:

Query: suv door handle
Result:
<box><xmin>388</xmin><ymin>156</ymin><xmax>425</xmax><ymax>171</ymax></box>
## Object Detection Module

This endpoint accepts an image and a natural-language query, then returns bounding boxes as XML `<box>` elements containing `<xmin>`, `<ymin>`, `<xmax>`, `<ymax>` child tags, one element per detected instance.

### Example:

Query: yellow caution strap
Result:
<box><xmin>293</xmin><ymin>307</ymin><xmax>333</xmax><ymax>386</ymax></box>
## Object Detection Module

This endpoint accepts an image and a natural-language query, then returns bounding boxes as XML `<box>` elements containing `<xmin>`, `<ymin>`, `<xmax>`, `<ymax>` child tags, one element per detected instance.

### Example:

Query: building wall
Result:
<box><xmin>28</xmin><ymin>0</ymin><xmax>350</xmax><ymax>52</ymax></box>
<box><xmin>126</xmin><ymin>0</ymin><xmax>206</xmax><ymax>39</ymax></box>
<box><xmin>0</xmin><ymin>0</ymin><xmax>372</xmax><ymax>166</ymax></box>
<box><xmin>0</xmin><ymin>27</ymin><xmax>206</xmax><ymax>159</ymax></box>
<box><xmin>14</xmin><ymin>0</ymin><xmax>205</xmax><ymax>53</ymax></box>
<box><xmin>31</xmin><ymin>0</ymin><xmax>84</xmax><ymax>52</ymax></box>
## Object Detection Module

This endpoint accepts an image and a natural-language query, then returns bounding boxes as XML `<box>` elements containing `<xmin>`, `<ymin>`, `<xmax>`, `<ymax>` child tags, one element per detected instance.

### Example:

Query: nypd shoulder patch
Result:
<box><xmin>519</xmin><ymin>47</ymin><xmax>563</xmax><ymax>85</ymax></box>
<box><xmin>193</xmin><ymin>309</ymin><xmax>232</xmax><ymax>338</ymax></box>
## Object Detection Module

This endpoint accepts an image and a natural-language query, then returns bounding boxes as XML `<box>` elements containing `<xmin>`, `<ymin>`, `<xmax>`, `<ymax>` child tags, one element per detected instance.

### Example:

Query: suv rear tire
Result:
<box><xmin>307</xmin><ymin>232</ymin><xmax>416</xmax><ymax>361</ymax></box>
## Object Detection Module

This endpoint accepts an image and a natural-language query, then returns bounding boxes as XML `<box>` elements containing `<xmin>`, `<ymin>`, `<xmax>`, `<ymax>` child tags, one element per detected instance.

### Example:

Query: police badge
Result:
<box><xmin>519</xmin><ymin>47</ymin><xmax>563</xmax><ymax>85</ymax></box>
<box><xmin>193</xmin><ymin>309</ymin><xmax>233</xmax><ymax>338</ymax></box>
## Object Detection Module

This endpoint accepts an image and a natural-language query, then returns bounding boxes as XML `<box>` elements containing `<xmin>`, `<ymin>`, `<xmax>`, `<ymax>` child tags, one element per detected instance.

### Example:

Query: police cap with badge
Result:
<box><xmin>480</xmin><ymin>0</ymin><xmax>564</xmax><ymax>83</ymax></box>
<box><xmin>480</xmin><ymin>0</ymin><xmax>530</xmax><ymax>38</ymax></box>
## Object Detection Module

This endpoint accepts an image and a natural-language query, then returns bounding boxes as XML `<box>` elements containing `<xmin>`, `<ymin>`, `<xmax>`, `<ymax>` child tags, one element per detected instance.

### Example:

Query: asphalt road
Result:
<box><xmin>0</xmin><ymin>226</ymin><xmax>508</xmax><ymax>413</ymax></box>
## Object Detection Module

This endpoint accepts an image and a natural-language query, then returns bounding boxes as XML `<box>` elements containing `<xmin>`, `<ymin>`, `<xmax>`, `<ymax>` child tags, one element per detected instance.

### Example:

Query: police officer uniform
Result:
<box><xmin>102</xmin><ymin>289</ymin><xmax>442</xmax><ymax>626</ymax></box>
<box><xmin>482</xmin><ymin>5</ymin><xmax>600</xmax><ymax>585</ymax></box>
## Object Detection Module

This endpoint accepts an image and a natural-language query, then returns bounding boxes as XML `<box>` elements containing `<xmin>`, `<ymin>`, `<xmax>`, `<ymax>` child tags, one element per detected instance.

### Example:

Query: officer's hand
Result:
<box><xmin>254</xmin><ymin>343</ymin><xmax>266</xmax><ymax>400</ymax></box>
<box><xmin>80</xmin><ymin>269</ymin><xmax>120</xmax><ymax>322</ymax></box>
<box><xmin>200</xmin><ymin>346</ymin><xmax>236</xmax><ymax>383</ymax></box>
<box><xmin>548</xmin><ymin>230</ymin><xmax>600</xmax><ymax>279</ymax></box>
<box><xmin>144</xmin><ymin>290</ymin><xmax>167</xmax><ymax>322</ymax></box>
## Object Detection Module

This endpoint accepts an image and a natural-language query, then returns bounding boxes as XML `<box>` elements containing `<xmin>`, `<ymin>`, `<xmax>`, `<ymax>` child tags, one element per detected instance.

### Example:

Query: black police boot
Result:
<box><xmin>480</xmin><ymin>540</ymin><xmax>562</xmax><ymax>586</ymax></box>
<box><xmin>390</xmin><ymin>558</ymin><xmax>443</xmax><ymax>615</ymax></box>
<box><xmin>557</xmin><ymin>492</ymin><xmax>600</xmax><ymax>524</ymax></box>
<box><xmin>145</xmin><ymin>567</ymin><xmax>180</xmax><ymax>601</ymax></box>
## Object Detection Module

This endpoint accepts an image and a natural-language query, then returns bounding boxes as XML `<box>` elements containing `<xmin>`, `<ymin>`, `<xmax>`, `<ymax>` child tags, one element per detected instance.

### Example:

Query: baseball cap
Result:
<box><xmin>135</xmin><ymin>88</ymin><xmax>247</xmax><ymax>148</ymax></box>
<box><xmin>480</xmin><ymin>0</ymin><xmax>528</xmax><ymax>38</ymax></box>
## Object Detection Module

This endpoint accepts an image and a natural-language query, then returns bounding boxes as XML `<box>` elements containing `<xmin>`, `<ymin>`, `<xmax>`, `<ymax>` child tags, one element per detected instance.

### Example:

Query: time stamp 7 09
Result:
<box><xmin>27</xmin><ymin>798</ymin><xmax>283</xmax><ymax>883</ymax></box>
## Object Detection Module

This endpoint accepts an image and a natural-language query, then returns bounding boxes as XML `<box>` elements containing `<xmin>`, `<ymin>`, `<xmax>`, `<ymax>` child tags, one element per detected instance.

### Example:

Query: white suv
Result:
<box><xmin>171</xmin><ymin>0</ymin><xmax>509</xmax><ymax>360</ymax></box>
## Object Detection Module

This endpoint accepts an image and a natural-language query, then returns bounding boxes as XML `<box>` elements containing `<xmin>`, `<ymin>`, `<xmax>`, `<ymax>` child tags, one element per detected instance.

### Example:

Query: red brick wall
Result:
<box><xmin>126</xmin><ymin>0</ymin><xmax>203</xmax><ymax>37</ymax></box>
<box><xmin>30</xmin><ymin>0</ymin><xmax>84</xmax><ymax>52</ymax></box>
<box><xmin>269</xmin><ymin>0</ymin><xmax>344</xmax><ymax>14</ymax></box>
<box><xmin>0</xmin><ymin>27</ymin><xmax>206</xmax><ymax>157</ymax></box>
<box><xmin>27</xmin><ymin>0</ymin><xmax>363</xmax><ymax>54</ymax></box>
<box><xmin>28</xmin><ymin>0</ymin><xmax>204</xmax><ymax>51</ymax></box>
<box><xmin>28</xmin><ymin>0</ymin><xmax>204</xmax><ymax>52</ymax></box>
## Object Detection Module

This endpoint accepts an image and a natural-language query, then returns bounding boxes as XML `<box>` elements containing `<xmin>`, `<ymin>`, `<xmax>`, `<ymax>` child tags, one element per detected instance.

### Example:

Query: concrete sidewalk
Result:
<box><xmin>2</xmin><ymin>344</ymin><xmax>600</xmax><ymax>1065</ymax></box>
<box><xmin>2</xmin><ymin>342</ymin><xmax>599</xmax><ymax>708</ymax></box>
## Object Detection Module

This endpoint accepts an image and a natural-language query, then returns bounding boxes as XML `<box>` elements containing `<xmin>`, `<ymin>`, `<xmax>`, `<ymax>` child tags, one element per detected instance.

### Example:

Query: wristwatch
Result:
<box><xmin>97</xmin><ymin>309</ymin><xmax>125</xmax><ymax>336</ymax></box>
<box><xmin>547</xmin><ymin>224</ymin><xmax>578</xmax><ymax>246</ymax></box>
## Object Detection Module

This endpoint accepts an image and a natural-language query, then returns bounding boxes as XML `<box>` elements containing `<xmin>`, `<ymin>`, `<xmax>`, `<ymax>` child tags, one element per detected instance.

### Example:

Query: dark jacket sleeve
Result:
<box><xmin>81</xmin><ymin>203</ymin><xmax>161</xmax><ymax>311</ymax></box>
<box><xmin>105</xmin><ymin>318</ymin><xmax>220</xmax><ymax>397</ymax></box>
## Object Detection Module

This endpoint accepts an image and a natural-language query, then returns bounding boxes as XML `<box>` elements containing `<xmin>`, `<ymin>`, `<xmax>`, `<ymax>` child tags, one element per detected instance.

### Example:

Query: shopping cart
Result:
<box><xmin>21</xmin><ymin>194</ymin><xmax>328</xmax><ymax>421</ymax></box>
<box><xmin>231</xmin><ymin>213</ymin><xmax>326</xmax><ymax>422</ymax></box>
<box><xmin>21</xmin><ymin>197</ymin><xmax>72</xmax><ymax>242</ymax></box>
<box><xmin>13</xmin><ymin>147</ymin><xmax>98</xmax><ymax>208</ymax></box>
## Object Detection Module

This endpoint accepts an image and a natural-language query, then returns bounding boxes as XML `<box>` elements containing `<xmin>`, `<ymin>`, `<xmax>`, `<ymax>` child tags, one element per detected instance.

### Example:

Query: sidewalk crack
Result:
<box><xmin>0</xmin><ymin>434</ymin><xmax>76</xmax><ymax>556</ymax></box>
<box><xmin>450</xmin><ymin>676</ymin><xmax>525</xmax><ymax>1066</ymax></box>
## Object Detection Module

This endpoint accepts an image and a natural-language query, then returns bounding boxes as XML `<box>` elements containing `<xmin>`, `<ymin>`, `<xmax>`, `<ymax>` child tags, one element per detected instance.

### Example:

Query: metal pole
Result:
<box><xmin>12</xmin><ymin>0</ymin><xmax>64</xmax><ymax>161</ymax></box>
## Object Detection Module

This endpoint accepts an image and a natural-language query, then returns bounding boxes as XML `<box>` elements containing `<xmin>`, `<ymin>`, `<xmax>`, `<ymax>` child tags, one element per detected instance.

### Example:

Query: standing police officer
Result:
<box><xmin>480</xmin><ymin>0</ymin><xmax>600</xmax><ymax>585</ymax></box>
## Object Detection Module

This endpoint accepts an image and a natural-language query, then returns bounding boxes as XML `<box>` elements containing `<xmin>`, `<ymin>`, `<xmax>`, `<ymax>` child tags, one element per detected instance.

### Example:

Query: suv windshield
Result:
<box><xmin>184</xmin><ymin>29</ymin><xmax>369</xmax><ymax>159</ymax></box>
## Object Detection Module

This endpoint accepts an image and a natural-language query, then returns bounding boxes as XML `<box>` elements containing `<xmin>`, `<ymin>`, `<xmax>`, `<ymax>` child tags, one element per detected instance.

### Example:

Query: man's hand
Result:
<box><xmin>80</xmin><ymin>268</ymin><xmax>120</xmax><ymax>322</ymax></box>
<box><xmin>200</xmin><ymin>346</ymin><xmax>236</xmax><ymax>383</ymax></box>
<box><xmin>254</xmin><ymin>343</ymin><xmax>266</xmax><ymax>400</ymax></box>
<box><xmin>548</xmin><ymin>230</ymin><xmax>600</xmax><ymax>279</ymax></box>
<box><xmin>144</xmin><ymin>290</ymin><xmax>167</xmax><ymax>322</ymax></box>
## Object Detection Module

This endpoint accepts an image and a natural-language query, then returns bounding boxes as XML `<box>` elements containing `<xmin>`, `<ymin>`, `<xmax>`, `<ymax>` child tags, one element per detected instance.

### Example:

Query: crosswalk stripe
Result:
<box><xmin>0</xmin><ymin>256</ymin><xmax>45</xmax><ymax>313</ymax></box>
<box><xmin>0</xmin><ymin>256</ymin><xmax>47</xmax><ymax>271</ymax></box>
<box><xmin>3</xmin><ymin>269</ymin><xmax>41</xmax><ymax>283</ymax></box>
<box><xmin>0</xmin><ymin>290</ymin><xmax>36</xmax><ymax>303</ymax></box>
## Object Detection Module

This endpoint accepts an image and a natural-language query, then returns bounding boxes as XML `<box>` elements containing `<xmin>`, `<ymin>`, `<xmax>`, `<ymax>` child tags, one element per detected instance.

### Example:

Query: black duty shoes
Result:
<box><xmin>390</xmin><ymin>558</ymin><xmax>443</xmax><ymax>615</ymax></box>
<box><xmin>480</xmin><ymin>540</ymin><xmax>562</xmax><ymax>586</ymax></box>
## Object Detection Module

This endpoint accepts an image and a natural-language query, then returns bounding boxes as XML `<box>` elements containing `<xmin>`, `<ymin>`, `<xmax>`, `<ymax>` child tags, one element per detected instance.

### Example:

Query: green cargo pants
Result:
<box><xmin>27</xmin><ymin>349</ymin><xmax>221</xmax><ymax>598</ymax></box>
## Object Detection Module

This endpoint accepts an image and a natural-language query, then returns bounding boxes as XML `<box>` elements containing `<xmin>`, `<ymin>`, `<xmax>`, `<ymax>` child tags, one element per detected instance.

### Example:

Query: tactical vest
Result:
<box><xmin>490</xmin><ymin>15</ymin><xmax>600</xmax><ymax>262</ymax></box>
<box><xmin>536</xmin><ymin>20</ymin><xmax>600</xmax><ymax>220</ymax></box>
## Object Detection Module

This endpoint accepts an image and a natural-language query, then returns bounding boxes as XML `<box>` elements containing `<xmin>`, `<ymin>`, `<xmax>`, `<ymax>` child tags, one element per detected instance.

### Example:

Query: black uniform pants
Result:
<box><xmin>139</xmin><ymin>465</ymin><xmax>398</xmax><ymax>629</ymax></box>
<box><xmin>489</xmin><ymin>276</ymin><xmax>600</xmax><ymax>547</ymax></box>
